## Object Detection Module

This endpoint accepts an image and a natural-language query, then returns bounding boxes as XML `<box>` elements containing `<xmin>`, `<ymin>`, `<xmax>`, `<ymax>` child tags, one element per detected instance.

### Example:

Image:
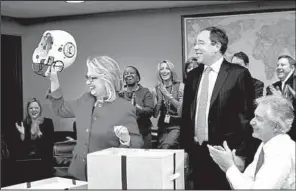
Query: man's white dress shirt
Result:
<box><xmin>282</xmin><ymin>69</ymin><xmax>295</xmax><ymax>91</ymax></box>
<box><xmin>194</xmin><ymin>56</ymin><xmax>223</xmax><ymax>141</ymax></box>
<box><xmin>226</xmin><ymin>134</ymin><xmax>295</xmax><ymax>189</ymax></box>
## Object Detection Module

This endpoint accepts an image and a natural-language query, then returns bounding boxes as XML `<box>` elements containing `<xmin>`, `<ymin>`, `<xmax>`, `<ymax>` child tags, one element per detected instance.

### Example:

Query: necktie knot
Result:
<box><xmin>204</xmin><ymin>66</ymin><xmax>212</xmax><ymax>74</ymax></box>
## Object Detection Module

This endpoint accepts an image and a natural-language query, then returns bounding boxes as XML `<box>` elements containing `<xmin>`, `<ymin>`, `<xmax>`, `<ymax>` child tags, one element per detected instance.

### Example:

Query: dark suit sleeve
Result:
<box><xmin>180</xmin><ymin>74</ymin><xmax>194</xmax><ymax>152</ymax></box>
<box><xmin>235</xmin><ymin>69</ymin><xmax>257</xmax><ymax>159</ymax></box>
<box><xmin>289</xmin><ymin>77</ymin><xmax>296</xmax><ymax>142</ymax></box>
<box><xmin>254</xmin><ymin>80</ymin><xmax>264</xmax><ymax>98</ymax></box>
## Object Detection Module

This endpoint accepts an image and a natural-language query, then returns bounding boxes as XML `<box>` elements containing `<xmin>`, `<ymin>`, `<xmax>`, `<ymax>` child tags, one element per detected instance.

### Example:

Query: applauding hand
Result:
<box><xmin>207</xmin><ymin>141</ymin><xmax>235</xmax><ymax>172</ymax></box>
<box><xmin>158</xmin><ymin>83</ymin><xmax>170</xmax><ymax>98</ymax></box>
<box><xmin>15</xmin><ymin>122</ymin><xmax>25</xmax><ymax>134</ymax></box>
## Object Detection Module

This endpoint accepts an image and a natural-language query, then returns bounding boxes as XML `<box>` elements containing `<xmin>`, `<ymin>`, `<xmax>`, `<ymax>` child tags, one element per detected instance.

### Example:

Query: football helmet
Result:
<box><xmin>32</xmin><ymin>30</ymin><xmax>77</xmax><ymax>77</ymax></box>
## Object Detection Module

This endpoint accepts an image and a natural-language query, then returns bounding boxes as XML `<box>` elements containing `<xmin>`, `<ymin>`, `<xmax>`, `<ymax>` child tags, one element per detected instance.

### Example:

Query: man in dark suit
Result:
<box><xmin>180</xmin><ymin>26</ymin><xmax>256</xmax><ymax>189</ymax></box>
<box><xmin>266</xmin><ymin>55</ymin><xmax>295</xmax><ymax>96</ymax></box>
<box><xmin>266</xmin><ymin>55</ymin><xmax>296</xmax><ymax>141</ymax></box>
<box><xmin>232</xmin><ymin>51</ymin><xmax>264</xmax><ymax>99</ymax></box>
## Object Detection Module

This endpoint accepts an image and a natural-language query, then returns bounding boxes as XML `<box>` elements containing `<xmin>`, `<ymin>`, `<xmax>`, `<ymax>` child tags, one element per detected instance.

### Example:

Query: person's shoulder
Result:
<box><xmin>116</xmin><ymin>97</ymin><xmax>133</xmax><ymax>108</ymax></box>
<box><xmin>186</xmin><ymin>65</ymin><xmax>203</xmax><ymax>81</ymax></box>
<box><xmin>115</xmin><ymin>97</ymin><xmax>136</xmax><ymax>114</ymax></box>
<box><xmin>253</xmin><ymin>78</ymin><xmax>264</xmax><ymax>87</ymax></box>
<box><xmin>40</xmin><ymin>118</ymin><xmax>54</xmax><ymax>131</ymax></box>
<box><xmin>138</xmin><ymin>85</ymin><xmax>151</xmax><ymax>93</ymax></box>
<box><xmin>272</xmin><ymin>80</ymin><xmax>281</xmax><ymax>87</ymax></box>
<box><xmin>43</xmin><ymin>117</ymin><xmax>52</xmax><ymax>122</ymax></box>
<box><xmin>225</xmin><ymin>60</ymin><xmax>247</xmax><ymax>72</ymax></box>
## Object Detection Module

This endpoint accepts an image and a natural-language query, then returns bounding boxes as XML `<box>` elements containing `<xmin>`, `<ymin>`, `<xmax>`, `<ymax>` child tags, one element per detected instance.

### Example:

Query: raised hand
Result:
<box><xmin>45</xmin><ymin>64</ymin><xmax>59</xmax><ymax>81</ymax></box>
<box><xmin>45</xmin><ymin>64</ymin><xmax>61</xmax><ymax>92</ymax></box>
<box><xmin>15</xmin><ymin>122</ymin><xmax>25</xmax><ymax>134</ymax></box>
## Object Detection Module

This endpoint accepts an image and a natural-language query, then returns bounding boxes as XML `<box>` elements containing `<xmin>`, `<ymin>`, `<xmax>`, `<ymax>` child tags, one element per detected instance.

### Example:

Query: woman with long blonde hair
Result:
<box><xmin>153</xmin><ymin>60</ymin><xmax>184</xmax><ymax>149</ymax></box>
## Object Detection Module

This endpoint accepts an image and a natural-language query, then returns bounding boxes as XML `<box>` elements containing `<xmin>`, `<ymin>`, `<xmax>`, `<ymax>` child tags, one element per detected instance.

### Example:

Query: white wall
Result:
<box><xmin>3</xmin><ymin>1</ymin><xmax>294</xmax><ymax>131</ymax></box>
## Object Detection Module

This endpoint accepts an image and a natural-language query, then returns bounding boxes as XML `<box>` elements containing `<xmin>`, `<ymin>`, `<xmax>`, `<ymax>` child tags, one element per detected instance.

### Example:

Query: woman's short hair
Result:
<box><xmin>157</xmin><ymin>60</ymin><xmax>179</xmax><ymax>83</ymax></box>
<box><xmin>256</xmin><ymin>95</ymin><xmax>294</xmax><ymax>133</ymax></box>
<box><xmin>86</xmin><ymin>56</ymin><xmax>122</xmax><ymax>102</ymax></box>
<box><xmin>123</xmin><ymin>66</ymin><xmax>141</xmax><ymax>82</ymax></box>
<box><xmin>24</xmin><ymin>97</ymin><xmax>44</xmax><ymax>125</ymax></box>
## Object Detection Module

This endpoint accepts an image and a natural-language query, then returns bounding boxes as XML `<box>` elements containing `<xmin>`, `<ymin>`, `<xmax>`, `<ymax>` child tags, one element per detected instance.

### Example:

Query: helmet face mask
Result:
<box><xmin>32</xmin><ymin>30</ymin><xmax>77</xmax><ymax>77</ymax></box>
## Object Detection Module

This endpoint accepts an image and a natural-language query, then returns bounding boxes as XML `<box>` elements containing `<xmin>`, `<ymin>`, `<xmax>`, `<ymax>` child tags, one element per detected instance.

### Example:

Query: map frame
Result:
<box><xmin>181</xmin><ymin>8</ymin><xmax>296</xmax><ymax>81</ymax></box>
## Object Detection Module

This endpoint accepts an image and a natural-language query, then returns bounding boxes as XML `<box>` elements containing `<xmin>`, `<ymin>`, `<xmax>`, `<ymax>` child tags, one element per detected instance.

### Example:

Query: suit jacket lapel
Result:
<box><xmin>210</xmin><ymin>60</ymin><xmax>229</xmax><ymax>108</ymax></box>
<box><xmin>293</xmin><ymin>72</ymin><xmax>296</xmax><ymax>91</ymax></box>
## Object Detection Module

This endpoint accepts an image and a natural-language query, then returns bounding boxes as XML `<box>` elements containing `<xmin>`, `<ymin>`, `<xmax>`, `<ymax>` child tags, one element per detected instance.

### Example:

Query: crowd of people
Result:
<box><xmin>2</xmin><ymin>26</ymin><xmax>295</xmax><ymax>189</ymax></box>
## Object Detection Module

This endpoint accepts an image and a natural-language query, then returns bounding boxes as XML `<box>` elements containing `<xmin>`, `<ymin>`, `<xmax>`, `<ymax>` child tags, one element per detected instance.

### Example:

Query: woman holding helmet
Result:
<box><xmin>45</xmin><ymin>55</ymin><xmax>143</xmax><ymax>181</ymax></box>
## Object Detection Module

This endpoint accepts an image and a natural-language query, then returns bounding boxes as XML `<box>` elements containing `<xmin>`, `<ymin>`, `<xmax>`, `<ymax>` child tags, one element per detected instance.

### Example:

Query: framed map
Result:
<box><xmin>181</xmin><ymin>9</ymin><xmax>296</xmax><ymax>85</ymax></box>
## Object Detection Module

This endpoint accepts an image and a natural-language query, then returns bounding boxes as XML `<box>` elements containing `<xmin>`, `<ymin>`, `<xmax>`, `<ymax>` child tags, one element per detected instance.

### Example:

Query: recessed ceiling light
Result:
<box><xmin>65</xmin><ymin>1</ymin><xmax>85</xmax><ymax>3</ymax></box>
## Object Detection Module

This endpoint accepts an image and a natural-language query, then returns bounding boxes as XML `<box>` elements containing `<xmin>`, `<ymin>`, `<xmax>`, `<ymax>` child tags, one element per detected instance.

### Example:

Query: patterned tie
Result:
<box><xmin>195</xmin><ymin>66</ymin><xmax>212</xmax><ymax>145</ymax></box>
<box><xmin>254</xmin><ymin>148</ymin><xmax>264</xmax><ymax>179</ymax></box>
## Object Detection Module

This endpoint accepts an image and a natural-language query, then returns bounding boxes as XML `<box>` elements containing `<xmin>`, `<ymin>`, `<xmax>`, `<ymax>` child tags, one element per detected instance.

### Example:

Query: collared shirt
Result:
<box><xmin>195</xmin><ymin>56</ymin><xmax>223</xmax><ymax>141</ymax></box>
<box><xmin>226</xmin><ymin>134</ymin><xmax>295</xmax><ymax>189</ymax></box>
<box><xmin>282</xmin><ymin>69</ymin><xmax>295</xmax><ymax>91</ymax></box>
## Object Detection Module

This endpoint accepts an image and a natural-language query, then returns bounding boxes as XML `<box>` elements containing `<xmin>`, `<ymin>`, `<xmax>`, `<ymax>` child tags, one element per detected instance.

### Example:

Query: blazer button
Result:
<box><xmin>83</xmin><ymin>159</ymin><xmax>85</xmax><ymax>162</ymax></box>
<box><xmin>93</xmin><ymin>116</ymin><xmax>97</xmax><ymax>120</ymax></box>
<box><xmin>86</xmin><ymin>129</ymin><xmax>89</xmax><ymax>133</ymax></box>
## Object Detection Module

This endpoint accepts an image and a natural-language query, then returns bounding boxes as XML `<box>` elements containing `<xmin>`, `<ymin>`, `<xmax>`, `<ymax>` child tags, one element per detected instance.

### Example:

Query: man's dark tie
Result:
<box><xmin>254</xmin><ymin>148</ymin><xmax>264</xmax><ymax>179</ymax></box>
<box><xmin>195</xmin><ymin>66</ymin><xmax>211</xmax><ymax>145</ymax></box>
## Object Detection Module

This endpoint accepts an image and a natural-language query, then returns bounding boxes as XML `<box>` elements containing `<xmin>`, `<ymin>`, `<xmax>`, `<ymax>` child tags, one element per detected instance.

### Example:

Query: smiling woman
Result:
<box><xmin>119</xmin><ymin>66</ymin><xmax>154</xmax><ymax>149</ymax></box>
<box><xmin>46</xmin><ymin>55</ymin><xmax>143</xmax><ymax>181</ymax></box>
<box><xmin>13</xmin><ymin>97</ymin><xmax>55</xmax><ymax>182</ymax></box>
<box><xmin>152</xmin><ymin>60</ymin><xmax>184</xmax><ymax>149</ymax></box>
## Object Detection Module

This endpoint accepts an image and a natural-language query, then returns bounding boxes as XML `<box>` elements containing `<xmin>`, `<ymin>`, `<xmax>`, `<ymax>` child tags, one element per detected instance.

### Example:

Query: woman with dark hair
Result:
<box><xmin>152</xmin><ymin>60</ymin><xmax>184</xmax><ymax>149</ymax></box>
<box><xmin>14</xmin><ymin>97</ymin><xmax>54</xmax><ymax>180</ymax></box>
<box><xmin>119</xmin><ymin>66</ymin><xmax>154</xmax><ymax>148</ymax></box>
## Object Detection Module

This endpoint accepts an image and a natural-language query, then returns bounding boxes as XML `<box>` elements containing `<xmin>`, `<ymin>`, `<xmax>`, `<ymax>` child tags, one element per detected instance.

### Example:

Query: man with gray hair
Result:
<box><xmin>208</xmin><ymin>95</ymin><xmax>295</xmax><ymax>189</ymax></box>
